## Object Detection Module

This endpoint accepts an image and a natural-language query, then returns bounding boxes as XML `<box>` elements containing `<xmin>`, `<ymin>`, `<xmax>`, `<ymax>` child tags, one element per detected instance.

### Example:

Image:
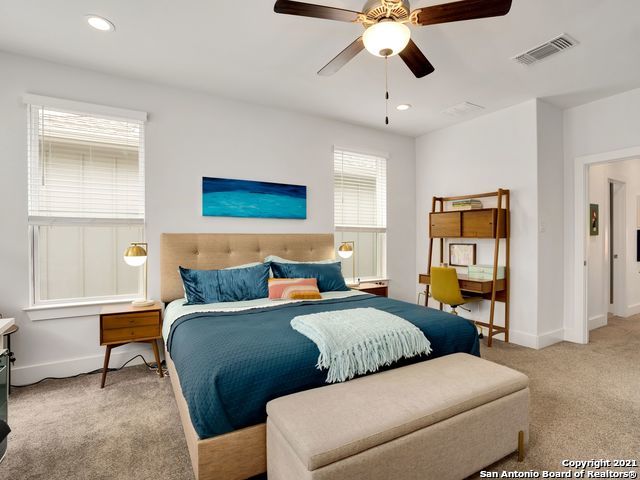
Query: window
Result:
<box><xmin>27</xmin><ymin>99</ymin><xmax>146</xmax><ymax>305</ymax></box>
<box><xmin>334</xmin><ymin>148</ymin><xmax>387</xmax><ymax>282</ymax></box>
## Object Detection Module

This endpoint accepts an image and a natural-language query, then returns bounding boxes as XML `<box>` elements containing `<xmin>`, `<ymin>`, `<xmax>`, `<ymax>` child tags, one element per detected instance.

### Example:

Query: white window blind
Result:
<box><xmin>334</xmin><ymin>148</ymin><xmax>387</xmax><ymax>231</ymax></box>
<box><xmin>27</xmin><ymin>105</ymin><xmax>145</xmax><ymax>224</ymax></box>
<box><xmin>25</xmin><ymin>99</ymin><xmax>146</xmax><ymax>305</ymax></box>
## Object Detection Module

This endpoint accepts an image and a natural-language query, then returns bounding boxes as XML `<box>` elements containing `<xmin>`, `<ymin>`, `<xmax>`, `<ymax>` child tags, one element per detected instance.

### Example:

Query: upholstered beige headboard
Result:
<box><xmin>160</xmin><ymin>233</ymin><xmax>335</xmax><ymax>302</ymax></box>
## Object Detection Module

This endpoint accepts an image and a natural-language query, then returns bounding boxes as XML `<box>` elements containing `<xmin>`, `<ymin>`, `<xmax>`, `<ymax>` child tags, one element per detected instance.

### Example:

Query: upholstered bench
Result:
<box><xmin>266</xmin><ymin>353</ymin><xmax>529</xmax><ymax>480</ymax></box>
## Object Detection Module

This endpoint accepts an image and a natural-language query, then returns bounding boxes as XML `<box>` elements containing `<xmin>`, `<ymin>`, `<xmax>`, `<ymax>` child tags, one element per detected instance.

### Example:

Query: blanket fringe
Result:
<box><xmin>317</xmin><ymin>329</ymin><xmax>432</xmax><ymax>383</ymax></box>
<box><xmin>291</xmin><ymin>308</ymin><xmax>432</xmax><ymax>383</ymax></box>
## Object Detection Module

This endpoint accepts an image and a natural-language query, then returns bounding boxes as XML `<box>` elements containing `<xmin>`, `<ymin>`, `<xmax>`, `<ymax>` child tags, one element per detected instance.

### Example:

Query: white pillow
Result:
<box><xmin>264</xmin><ymin>255</ymin><xmax>338</xmax><ymax>264</ymax></box>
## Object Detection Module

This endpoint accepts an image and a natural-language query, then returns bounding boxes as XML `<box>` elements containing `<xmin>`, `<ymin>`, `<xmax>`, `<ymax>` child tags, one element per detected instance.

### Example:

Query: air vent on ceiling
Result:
<box><xmin>512</xmin><ymin>34</ymin><xmax>578</xmax><ymax>66</ymax></box>
<box><xmin>442</xmin><ymin>101</ymin><xmax>485</xmax><ymax>117</ymax></box>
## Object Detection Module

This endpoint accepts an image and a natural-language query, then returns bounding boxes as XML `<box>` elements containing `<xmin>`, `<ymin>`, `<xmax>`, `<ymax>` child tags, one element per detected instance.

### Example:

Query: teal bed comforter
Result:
<box><xmin>166</xmin><ymin>294</ymin><xmax>480</xmax><ymax>439</ymax></box>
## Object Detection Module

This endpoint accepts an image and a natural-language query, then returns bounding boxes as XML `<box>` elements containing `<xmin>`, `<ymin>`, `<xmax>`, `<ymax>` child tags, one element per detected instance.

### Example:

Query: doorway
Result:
<box><xmin>573</xmin><ymin>146</ymin><xmax>640</xmax><ymax>345</ymax></box>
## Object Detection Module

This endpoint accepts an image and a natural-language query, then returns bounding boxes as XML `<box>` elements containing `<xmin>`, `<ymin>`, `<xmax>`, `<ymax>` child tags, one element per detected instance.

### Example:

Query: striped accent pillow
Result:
<box><xmin>268</xmin><ymin>278</ymin><xmax>322</xmax><ymax>300</ymax></box>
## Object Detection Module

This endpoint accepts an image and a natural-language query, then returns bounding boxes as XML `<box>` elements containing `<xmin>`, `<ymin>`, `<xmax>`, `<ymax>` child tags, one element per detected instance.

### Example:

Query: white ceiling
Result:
<box><xmin>1</xmin><ymin>0</ymin><xmax>639</xmax><ymax>137</ymax></box>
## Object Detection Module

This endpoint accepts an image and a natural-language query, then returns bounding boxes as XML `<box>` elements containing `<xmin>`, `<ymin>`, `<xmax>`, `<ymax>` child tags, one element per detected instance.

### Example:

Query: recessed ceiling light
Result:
<box><xmin>396</xmin><ymin>104</ymin><xmax>412</xmax><ymax>111</ymax></box>
<box><xmin>86</xmin><ymin>15</ymin><xmax>115</xmax><ymax>32</ymax></box>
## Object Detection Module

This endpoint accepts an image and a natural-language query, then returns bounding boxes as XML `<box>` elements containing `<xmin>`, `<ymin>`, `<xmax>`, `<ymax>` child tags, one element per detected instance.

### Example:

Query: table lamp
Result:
<box><xmin>337</xmin><ymin>241</ymin><xmax>357</xmax><ymax>286</ymax></box>
<box><xmin>123</xmin><ymin>242</ymin><xmax>154</xmax><ymax>307</ymax></box>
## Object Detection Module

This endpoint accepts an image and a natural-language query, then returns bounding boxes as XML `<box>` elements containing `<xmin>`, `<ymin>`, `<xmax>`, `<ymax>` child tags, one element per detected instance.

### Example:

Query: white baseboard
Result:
<box><xmin>537</xmin><ymin>328</ymin><xmax>564</xmax><ymax>349</ymax></box>
<box><xmin>507</xmin><ymin>330</ymin><xmax>538</xmax><ymax>349</ymax></box>
<box><xmin>625</xmin><ymin>303</ymin><xmax>640</xmax><ymax>317</ymax></box>
<box><xmin>11</xmin><ymin>344</ymin><xmax>158</xmax><ymax>386</ymax></box>
<box><xmin>504</xmin><ymin>328</ymin><xmax>563</xmax><ymax>350</ymax></box>
<box><xmin>562</xmin><ymin>327</ymin><xmax>587</xmax><ymax>344</ymax></box>
<box><xmin>588</xmin><ymin>314</ymin><xmax>607</xmax><ymax>331</ymax></box>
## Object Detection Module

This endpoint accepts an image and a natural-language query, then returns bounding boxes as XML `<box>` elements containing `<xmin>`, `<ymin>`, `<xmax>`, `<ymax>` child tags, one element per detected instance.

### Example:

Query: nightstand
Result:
<box><xmin>99</xmin><ymin>302</ymin><xmax>164</xmax><ymax>388</ymax></box>
<box><xmin>351</xmin><ymin>282</ymin><xmax>389</xmax><ymax>297</ymax></box>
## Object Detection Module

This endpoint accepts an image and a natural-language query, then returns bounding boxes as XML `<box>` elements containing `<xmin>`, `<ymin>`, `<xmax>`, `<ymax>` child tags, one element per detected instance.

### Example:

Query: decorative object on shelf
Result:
<box><xmin>450</xmin><ymin>199</ymin><xmax>483</xmax><ymax>210</ymax></box>
<box><xmin>449</xmin><ymin>243</ymin><xmax>476</xmax><ymax>267</ymax></box>
<box><xmin>337</xmin><ymin>241</ymin><xmax>357</xmax><ymax>286</ymax></box>
<box><xmin>123</xmin><ymin>242</ymin><xmax>154</xmax><ymax>307</ymax></box>
<box><xmin>202</xmin><ymin>177</ymin><xmax>307</xmax><ymax>219</ymax></box>
<box><xmin>590</xmin><ymin>203</ymin><xmax>599</xmax><ymax>236</ymax></box>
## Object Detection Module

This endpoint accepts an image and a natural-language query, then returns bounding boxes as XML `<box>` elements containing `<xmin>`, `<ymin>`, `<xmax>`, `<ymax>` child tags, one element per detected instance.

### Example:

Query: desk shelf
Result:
<box><xmin>421</xmin><ymin>189</ymin><xmax>510</xmax><ymax>347</ymax></box>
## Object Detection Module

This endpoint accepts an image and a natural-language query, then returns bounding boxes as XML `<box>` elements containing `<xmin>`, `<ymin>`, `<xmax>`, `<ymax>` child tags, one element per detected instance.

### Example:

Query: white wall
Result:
<box><xmin>587</xmin><ymin>158</ymin><xmax>640</xmax><ymax>328</ymax></box>
<box><xmin>415</xmin><ymin>100</ymin><xmax>541</xmax><ymax>348</ymax></box>
<box><xmin>563</xmin><ymin>88</ymin><xmax>640</xmax><ymax>341</ymax></box>
<box><xmin>0</xmin><ymin>51</ymin><xmax>416</xmax><ymax>384</ymax></box>
<box><xmin>536</xmin><ymin>101</ymin><xmax>565</xmax><ymax>346</ymax></box>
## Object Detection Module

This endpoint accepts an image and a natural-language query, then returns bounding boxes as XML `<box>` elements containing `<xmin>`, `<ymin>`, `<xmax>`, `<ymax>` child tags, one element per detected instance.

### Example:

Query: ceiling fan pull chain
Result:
<box><xmin>385</xmin><ymin>55</ymin><xmax>389</xmax><ymax>125</ymax></box>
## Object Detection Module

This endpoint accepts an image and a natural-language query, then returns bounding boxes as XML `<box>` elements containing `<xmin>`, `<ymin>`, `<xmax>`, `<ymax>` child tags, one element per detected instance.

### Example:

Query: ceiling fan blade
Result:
<box><xmin>274</xmin><ymin>0</ymin><xmax>362</xmax><ymax>22</ymax></box>
<box><xmin>399</xmin><ymin>39</ymin><xmax>435</xmax><ymax>78</ymax></box>
<box><xmin>318</xmin><ymin>37</ymin><xmax>365</xmax><ymax>76</ymax></box>
<box><xmin>413</xmin><ymin>0</ymin><xmax>512</xmax><ymax>26</ymax></box>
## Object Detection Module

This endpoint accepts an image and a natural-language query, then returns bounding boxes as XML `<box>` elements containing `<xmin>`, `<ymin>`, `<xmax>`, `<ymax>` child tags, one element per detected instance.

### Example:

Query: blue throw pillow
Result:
<box><xmin>270</xmin><ymin>261</ymin><xmax>349</xmax><ymax>292</ymax></box>
<box><xmin>179</xmin><ymin>262</ymin><xmax>271</xmax><ymax>304</ymax></box>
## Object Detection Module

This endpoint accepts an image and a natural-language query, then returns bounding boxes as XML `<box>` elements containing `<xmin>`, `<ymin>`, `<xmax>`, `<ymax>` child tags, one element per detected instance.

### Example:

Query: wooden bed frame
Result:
<box><xmin>160</xmin><ymin>233</ymin><xmax>336</xmax><ymax>480</ymax></box>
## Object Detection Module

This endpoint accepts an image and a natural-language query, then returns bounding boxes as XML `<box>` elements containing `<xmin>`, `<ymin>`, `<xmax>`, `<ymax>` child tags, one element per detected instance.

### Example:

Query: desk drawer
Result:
<box><xmin>102</xmin><ymin>312</ymin><xmax>159</xmax><ymax>330</ymax></box>
<box><xmin>459</xmin><ymin>279</ymin><xmax>487</xmax><ymax>293</ymax></box>
<box><xmin>102</xmin><ymin>325</ymin><xmax>160</xmax><ymax>344</ymax></box>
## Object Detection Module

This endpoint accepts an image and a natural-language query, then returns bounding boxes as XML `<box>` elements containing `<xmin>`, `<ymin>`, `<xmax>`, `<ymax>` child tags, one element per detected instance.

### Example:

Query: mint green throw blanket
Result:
<box><xmin>291</xmin><ymin>307</ymin><xmax>432</xmax><ymax>383</ymax></box>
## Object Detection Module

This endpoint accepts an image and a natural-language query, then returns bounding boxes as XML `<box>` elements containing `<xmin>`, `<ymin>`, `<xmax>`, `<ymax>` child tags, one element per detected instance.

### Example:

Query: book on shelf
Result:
<box><xmin>450</xmin><ymin>199</ymin><xmax>483</xmax><ymax>210</ymax></box>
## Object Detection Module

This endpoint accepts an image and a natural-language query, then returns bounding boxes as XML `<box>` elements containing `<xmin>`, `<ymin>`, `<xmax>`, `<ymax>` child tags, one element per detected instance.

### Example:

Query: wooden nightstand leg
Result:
<box><xmin>150</xmin><ymin>340</ymin><xmax>164</xmax><ymax>378</ymax></box>
<box><xmin>101</xmin><ymin>345</ymin><xmax>112</xmax><ymax>389</ymax></box>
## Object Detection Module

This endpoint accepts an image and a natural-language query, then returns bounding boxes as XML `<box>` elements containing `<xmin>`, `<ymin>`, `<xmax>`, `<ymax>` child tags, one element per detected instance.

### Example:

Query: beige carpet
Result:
<box><xmin>3</xmin><ymin>316</ymin><xmax>639</xmax><ymax>480</ymax></box>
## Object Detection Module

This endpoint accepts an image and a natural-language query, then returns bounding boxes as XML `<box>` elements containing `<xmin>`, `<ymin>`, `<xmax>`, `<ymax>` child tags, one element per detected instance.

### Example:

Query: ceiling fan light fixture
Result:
<box><xmin>363</xmin><ymin>20</ymin><xmax>410</xmax><ymax>57</ymax></box>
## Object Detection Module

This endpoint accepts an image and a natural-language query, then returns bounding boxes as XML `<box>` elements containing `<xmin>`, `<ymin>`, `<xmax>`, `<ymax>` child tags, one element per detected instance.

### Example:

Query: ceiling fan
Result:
<box><xmin>274</xmin><ymin>0</ymin><xmax>513</xmax><ymax>78</ymax></box>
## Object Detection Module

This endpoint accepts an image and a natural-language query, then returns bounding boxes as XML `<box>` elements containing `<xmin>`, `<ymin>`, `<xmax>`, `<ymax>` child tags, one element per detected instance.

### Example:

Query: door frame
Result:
<box><xmin>573</xmin><ymin>145</ymin><xmax>640</xmax><ymax>344</ymax></box>
<box><xmin>606</xmin><ymin>178</ymin><xmax>626</xmax><ymax>317</ymax></box>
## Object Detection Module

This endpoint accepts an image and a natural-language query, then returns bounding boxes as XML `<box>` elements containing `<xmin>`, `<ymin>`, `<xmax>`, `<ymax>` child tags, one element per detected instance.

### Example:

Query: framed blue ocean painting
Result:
<box><xmin>202</xmin><ymin>177</ymin><xmax>307</xmax><ymax>219</ymax></box>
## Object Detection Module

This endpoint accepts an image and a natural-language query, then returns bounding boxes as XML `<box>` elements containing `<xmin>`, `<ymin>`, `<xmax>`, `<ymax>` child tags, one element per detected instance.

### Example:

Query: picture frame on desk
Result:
<box><xmin>449</xmin><ymin>243</ymin><xmax>477</xmax><ymax>267</ymax></box>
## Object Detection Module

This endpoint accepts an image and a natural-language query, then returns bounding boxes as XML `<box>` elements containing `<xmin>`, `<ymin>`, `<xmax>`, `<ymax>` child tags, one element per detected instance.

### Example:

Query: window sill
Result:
<box><xmin>24</xmin><ymin>298</ymin><xmax>138</xmax><ymax>321</ymax></box>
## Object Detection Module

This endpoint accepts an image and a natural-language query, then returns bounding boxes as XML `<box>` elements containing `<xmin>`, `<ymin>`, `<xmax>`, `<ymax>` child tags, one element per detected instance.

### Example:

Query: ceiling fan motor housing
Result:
<box><xmin>363</xmin><ymin>0</ymin><xmax>411</xmax><ymax>23</ymax></box>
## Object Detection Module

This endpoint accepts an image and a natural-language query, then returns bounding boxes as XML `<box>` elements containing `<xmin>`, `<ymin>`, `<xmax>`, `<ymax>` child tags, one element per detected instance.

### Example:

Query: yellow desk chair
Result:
<box><xmin>430</xmin><ymin>266</ymin><xmax>483</xmax><ymax>335</ymax></box>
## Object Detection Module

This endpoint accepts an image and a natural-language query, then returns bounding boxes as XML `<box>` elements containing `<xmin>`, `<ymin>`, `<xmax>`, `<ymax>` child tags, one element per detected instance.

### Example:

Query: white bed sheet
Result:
<box><xmin>162</xmin><ymin>290</ymin><xmax>367</xmax><ymax>342</ymax></box>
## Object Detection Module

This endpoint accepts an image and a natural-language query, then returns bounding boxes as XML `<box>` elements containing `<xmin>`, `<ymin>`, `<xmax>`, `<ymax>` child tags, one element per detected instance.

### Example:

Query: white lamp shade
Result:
<box><xmin>338</xmin><ymin>249</ymin><xmax>354</xmax><ymax>259</ymax></box>
<box><xmin>123</xmin><ymin>244</ymin><xmax>148</xmax><ymax>266</ymax></box>
<box><xmin>363</xmin><ymin>21</ymin><xmax>411</xmax><ymax>57</ymax></box>
<box><xmin>124</xmin><ymin>255</ymin><xmax>147</xmax><ymax>267</ymax></box>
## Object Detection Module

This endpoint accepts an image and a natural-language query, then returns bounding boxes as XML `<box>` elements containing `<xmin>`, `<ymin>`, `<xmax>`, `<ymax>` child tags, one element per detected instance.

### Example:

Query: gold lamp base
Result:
<box><xmin>131</xmin><ymin>299</ymin><xmax>155</xmax><ymax>307</ymax></box>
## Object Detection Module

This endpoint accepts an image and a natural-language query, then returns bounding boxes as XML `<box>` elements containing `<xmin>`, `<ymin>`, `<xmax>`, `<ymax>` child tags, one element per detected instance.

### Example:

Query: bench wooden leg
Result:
<box><xmin>517</xmin><ymin>430</ymin><xmax>525</xmax><ymax>462</ymax></box>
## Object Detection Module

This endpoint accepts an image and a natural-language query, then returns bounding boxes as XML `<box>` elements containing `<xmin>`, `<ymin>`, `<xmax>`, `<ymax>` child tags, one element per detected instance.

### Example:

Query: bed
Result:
<box><xmin>160</xmin><ymin>233</ymin><xmax>480</xmax><ymax>480</ymax></box>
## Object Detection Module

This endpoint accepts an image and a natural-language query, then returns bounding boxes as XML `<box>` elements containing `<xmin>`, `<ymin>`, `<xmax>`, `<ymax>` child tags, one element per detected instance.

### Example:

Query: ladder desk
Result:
<box><xmin>421</xmin><ymin>189</ymin><xmax>510</xmax><ymax>347</ymax></box>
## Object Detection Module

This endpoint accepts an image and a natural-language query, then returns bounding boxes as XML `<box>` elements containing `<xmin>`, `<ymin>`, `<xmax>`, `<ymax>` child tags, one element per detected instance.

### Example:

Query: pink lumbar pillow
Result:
<box><xmin>268</xmin><ymin>278</ymin><xmax>322</xmax><ymax>300</ymax></box>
